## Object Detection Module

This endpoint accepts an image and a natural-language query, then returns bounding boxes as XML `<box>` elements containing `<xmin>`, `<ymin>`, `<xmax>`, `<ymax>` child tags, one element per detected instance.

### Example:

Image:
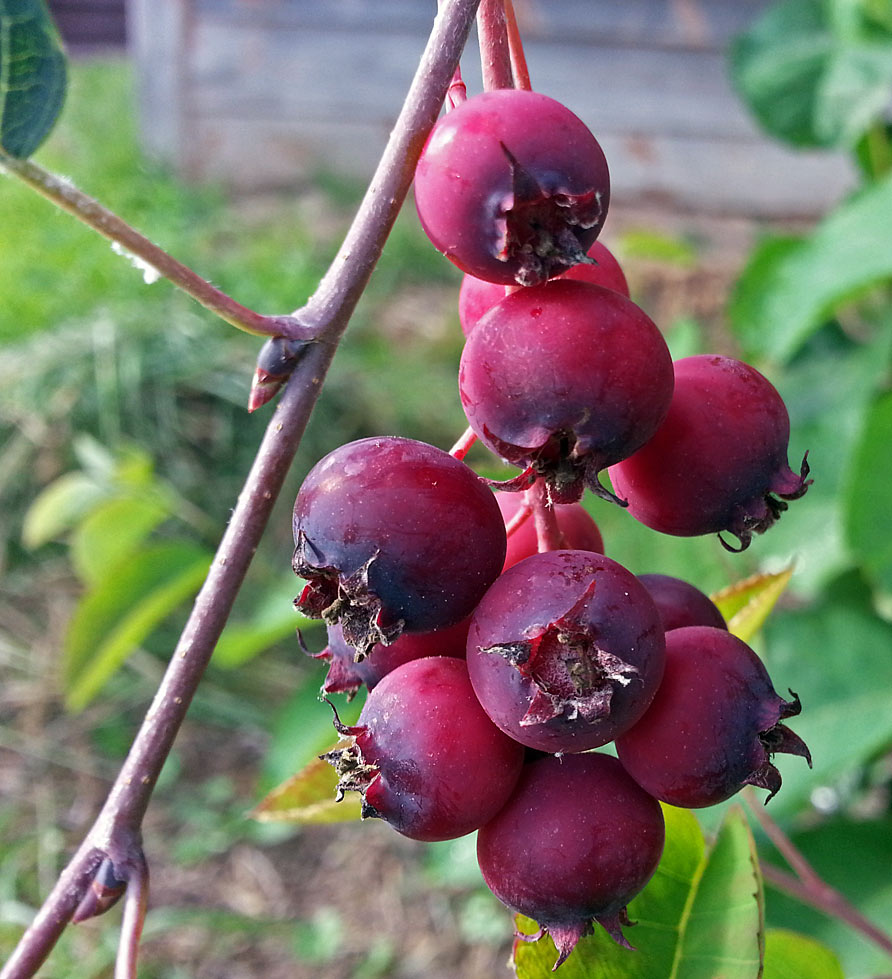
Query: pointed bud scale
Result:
<box><xmin>478</xmin><ymin>754</ymin><xmax>664</xmax><ymax>969</ymax></box>
<box><xmin>616</xmin><ymin>626</ymin><xmax>812</xmax><ymax>808</ymax></box>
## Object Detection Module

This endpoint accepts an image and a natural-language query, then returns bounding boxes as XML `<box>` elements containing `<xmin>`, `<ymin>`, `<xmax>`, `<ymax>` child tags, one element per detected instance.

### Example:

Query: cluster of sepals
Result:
<box><xmin>290</xmin><ymin>36</ymin><xmax>813</xmax><ymax>973</ymax></box>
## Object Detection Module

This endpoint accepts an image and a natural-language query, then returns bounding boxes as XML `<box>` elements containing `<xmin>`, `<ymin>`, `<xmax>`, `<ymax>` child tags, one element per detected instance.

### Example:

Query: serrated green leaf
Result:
<box><xmin>0</xmin><ymin>0</ymin><xmax>66</xmax><ymax>157</ymax></box>
<box><xmin>762</xmin><ymin>928</ymin><xmax>845</xmax><ymax>979</ymax></box>
<box><xmin>730</xmin><ymin>0</ymin><xmax>892</xmax><ymax>149</ymax></box>
<box><xmin>844</xmin><ymin>390</ymin><xmax>892</xmax><ymax>596</ymax></box>
<box><xmin>64</xmin><ymin>540</ymin><xmax>211</xmax><ymax>710</ymax></box>
<box><xmin>70</xmin><ymin>494</ymin><xmax>172</xmax><ymax>587</ymax></box>
<box><xmin>513</xmin><ymin>806</ymin><xmax>763</xmax><ymax>978</ymax></box>
<box><xmin>712</xmin><ymin>567</ymin><xmax>794</xmax><ymax>642</ymax></box>
<box><xmin>728</xmin><ymin>174</ymin><xmax>892</xmax><ymax>362</ymax></box>
<box><xmin>252</xmin><ymin>755</ymin><xmax>362</xmax><ymax>826</ymax></box>
<box><xmin>21</xmin><ymin>471</ymin><xmax>107</xmax><ymax>548</ymax></box>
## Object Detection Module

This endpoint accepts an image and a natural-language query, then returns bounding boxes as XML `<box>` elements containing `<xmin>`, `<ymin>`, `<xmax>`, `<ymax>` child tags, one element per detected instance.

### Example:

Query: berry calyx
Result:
<box><xmin>309</xmin><ymin>616</ymin><xmax>471</xmax><ymax>698</ymax></box>
<box><xmin>608</xmin><ymin>354</ymin><xmax>811</xmax><ymax>550</ymax></box>
<box><xmin>616</xmin><ymin>626</ymin><xmax>812</xmax><ymax>808</ymax></box>
<box><xmin>292</xmin><ymin>437</ymin><xmax>506</xmax><ymax>657</ymax></box>
<box><xmin>414</xmin><ymin>89</ymin><xmax>610</xmax><ymax>286</ymax></box>
<box><xmin>459</xmin><ymin>280</ymin><xmax>674</xmax><ymax>504</ymax></box>
<box><xmin>467</xmin><ymin>550</ymin><xmax>665</xmax><ymax>752</ymax></box>
<box><xmin>477</xmin><ymin>752</ymin><xmax>665</xmax><ymax>969</ymax></box>
<box><xmin>458</xmin><ymin>239</ymin><xmax>630</xmax><ymax>336</ymax></box>
<box><xmin>324</xmin><ymin>657</ymin><xmax>525</xmax><ymax>841</ymax></box>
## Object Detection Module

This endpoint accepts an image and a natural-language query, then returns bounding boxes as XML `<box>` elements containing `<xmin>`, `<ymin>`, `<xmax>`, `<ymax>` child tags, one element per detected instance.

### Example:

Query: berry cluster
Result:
<box><xmin>291</xmin><ymin>86</ymin><xmax>811</xmax><ymax>968</ymax></box>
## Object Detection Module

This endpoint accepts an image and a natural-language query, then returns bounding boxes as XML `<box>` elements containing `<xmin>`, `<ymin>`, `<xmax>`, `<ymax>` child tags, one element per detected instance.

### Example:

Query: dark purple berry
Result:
<box><xmin>477</xmin><ymin>752</ymin><xmax>665</xmax><ymax>969</ymax></box>
<box><xmin>309</xmin><ymin>616</ymin><xmax>471</xmax><ymax>698</ymax></box>
<box><xmin>415</xmin><ymin>89</ymin><xmax>610</xmax><ymax>286</ymax></box>
<box><xmin>466</xmin><ymin>550</ymin><xmax>665</xmax><ymax>753</ymax></box>
<box><xmin>616</xmin><ymin>626</ymin><xmax>812</xmax><ymax>808</ymax></box>
<box><xmin>638</xmin><ymin>573</ymin><xmax>727</xmax><ymax>632</ymax></box>
<box><xmin>496</xmin><ymin>492</ymin><xmax>604</xmax><ymax>571</ymax></box>
<box><xmin>292</xmin><ymin>437</ymin><xmax>506</xmax><ymax>657</ymax></box>
<box><xmin>458</xmin><ymin>239</ymin><xmax>630</xmax><ymax>336</ymax></box>
<box><xmin>324</xmin><ymin>657</ymin><xmax>525</xmax><ymax>842</ymax></box>
<box><xmin>459</xmin><ymin>280</ymin><xmax>674</xmax><ymax>504</ymax></box>
<box><xmin>608</xmin><ymin>355</ymin><xmax>811</xmax><ymax>550</ymax></box>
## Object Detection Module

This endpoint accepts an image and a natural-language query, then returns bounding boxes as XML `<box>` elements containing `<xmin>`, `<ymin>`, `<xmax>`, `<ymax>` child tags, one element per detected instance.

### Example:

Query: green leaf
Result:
<box><xmin>260</xmin><ymin>671</ymin><xmax>363</xmax><ymax>795</ymax></box>
<box><xmin>69</xmin><ymin>494</ymin><xmax>172</xmax><ymax>587</ymax></box>
<box><xmin>21</xmin><ymin>471</ymin><xmax>107</xmax><ymax>548</ymax></box>
<box><xmin>760</xmin><ymin>570</ymin><xmax>892</xmax><ymax>815</ymax></box>
<box><xmin>0</xmin><ymin>0</ymin><xmax>66</xmax><ymax>157</ymax></box>
<box><xmin>763</xmin><ymin>818</ymin><xmax>892</xmax><ymax>978</ymax></box>
<box><xmin>844</xmin><ymin>390</ymin><xmax>892</xmax><ymax>596</ymax></box>
<box><xmin>251</xmin><ymin>755</ymin><xmax>362</xmax><ymax>826</ymax></box>
<box><xmin>748</xmin><ymin>324</ymin><xmax>892</xmax><ymax>599</ymax></box>
<box><xmin>762</xmin><ymin>929</ymin><xmax>844</xmax><ymax>979</ymax></box>
<box><xmin>728</xmin><ymin>174</ymin><xmax>892</xmax><ymax>362</ymax></box>
<box><xmin>617</xmin><ymin>229</ymin><xmax>697</xmax><ymax>267</ymax></box>
<box><xmin>730</xmin><ymin>0</ymin><xmax>892</xmax><ymax>149</ymax></box>
<box><xmin>214</xmin><ymin>580</ymin><xmax>308</xmax><ymax>669</ymax></box>
<box><xmin>712</xmin><ymin>568</ymin><xmax>794</xmax><ymax>642</ymax></box>
<box><xmin>513</xmin><ymin>805</ymin><xmax>763</xmax><ymax>978</ymax></box>
<box><xmin>64</xmin><ymin>540</ymin><xmax>211</xmax><ymax>711</ymax></box>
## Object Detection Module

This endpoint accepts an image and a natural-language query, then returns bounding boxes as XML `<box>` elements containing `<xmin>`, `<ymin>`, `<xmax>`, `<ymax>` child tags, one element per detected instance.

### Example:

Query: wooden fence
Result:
<box><xmin>127</xmin><ymin>0</ymin><xmax>853</xmax><ymax>218</ymax></box>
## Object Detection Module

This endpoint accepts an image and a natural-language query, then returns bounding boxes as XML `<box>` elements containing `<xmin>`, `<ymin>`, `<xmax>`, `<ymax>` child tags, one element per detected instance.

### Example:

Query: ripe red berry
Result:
<box><xmin>608</xmin><ymin>354</ymin><xmax>811</xmax><ymax>550</ymax></box>
<box><xmin>292</xmin><ymin>437</ymin><xmax>506</xmax><ymax>657</ymax></box>
<box><xmin>324</xmin><ymin>657</ymin><xmax>525</xmax><ymax>842</ymax></box>
<box><xmin>496</xmin><ymin>492</ymin><xmax>604</xmax><ymax>571</ymax></box>
<box><xmin>310</xmin><ymin>616</ymin><xmax>470</xmax><ymax>698</ymax></box>
<box><xmin>466</xmin><ymin>550</ymin><xmax>665</xmax><ymax>753</ymax></box>
<box><xmin>477</xmin><ymin>752</ymin><xmax>665</xmax><ymax>969</ymax></box>
<box><xmin>459</xmin><ymin>279</ymin><xmax>674</xmax><ymax>503</ymax></box>
<box><xmin>616</xmin><ymin>626</ymin><xmax>811</xmax><ymax>808</ymax></box>
<box><xmin>457</xmin><ymin>240</ymin><xmax>630</xmax><ymax>336</ymax></box>
<box><xmin>414</xmin><ymin>89</ymin><xmax>610</xmax><ymax>286</ymax></box>
<box><xmin>637</xmin><ymin>573</ymin><xmax>727</xmax><ymax>632</ymax></box>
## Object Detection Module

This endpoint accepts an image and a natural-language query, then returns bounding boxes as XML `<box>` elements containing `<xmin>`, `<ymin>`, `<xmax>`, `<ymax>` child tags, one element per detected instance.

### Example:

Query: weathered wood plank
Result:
<box><xmin>182</xmin><ymin>112</ymin><xmax>854</xmax><ymax>219</ymax></box>
<box><xmin>188</xmin><ymin>24</ymin><xmax>760</xmax><ymax>140</ymax></box>
<box><xmin>48</xmin><ymin>0</ymin><xmax>126</xmax><ymax>47</ymax></box>
<box><xmin>130</xmin><ymin>0</ymin><xmax>856</xmax><ymax>217</ymax></box>
<box><xmin>188</xmin><ymin>0</ymin><xmax>771</xmax><ymax>51</ymax></box>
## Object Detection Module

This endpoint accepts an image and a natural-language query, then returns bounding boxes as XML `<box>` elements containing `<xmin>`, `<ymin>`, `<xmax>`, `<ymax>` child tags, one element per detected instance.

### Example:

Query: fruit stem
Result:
<box><xmin>114</xmin><ymin>853</ymin><xmax>149</xmax><ymax>979</ymax></box>
<box><xmin>450</xmin><ymin>425</ymin><xmax>479</xmax><ymax>460</ymax></box>
<box><xmin>0</xmin><ymin>151</ymin><xmax>303</xmax><ymax>340</ymax></box>
<box><xmin>0</xmin><ymin>3</ymin><xmax>482</xmax><ymax>976</ymax></box>
<box><xmin>438</xmin><ymin>0</ymin><xmax>468</xmax><ymax>108</ymax></box>
<box><xmin>446</xmin><ymin>65</ymin><xmax>469</xmax><ymax>108</ymax></box>
<box><xmin>477</xmin><ymin>0</ymin><xmax>514</xmax><ymax>90</ymax></box>
<box><xmin>503</xmin><ymin>496</ymin><xmax>533</xmax><ymax>538</ymax></box>
<box><xmin>504</xmin><ymin>0</ymin><xmax>532</xmax><ymax>91</ymax></box>
<box><xmin>744</xmin><ymin>790</ymin><xmax>892</xmax><ymax>959</ymax></box>
<box><xmin>760</xmin><ymin>863</ymin><xmax>892</xmax><ymax>959</ymax></box>
<box><xmin>528</xmin><ymin>478</ymin><xmax>565</xmax><ymax>552</ymax></box>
